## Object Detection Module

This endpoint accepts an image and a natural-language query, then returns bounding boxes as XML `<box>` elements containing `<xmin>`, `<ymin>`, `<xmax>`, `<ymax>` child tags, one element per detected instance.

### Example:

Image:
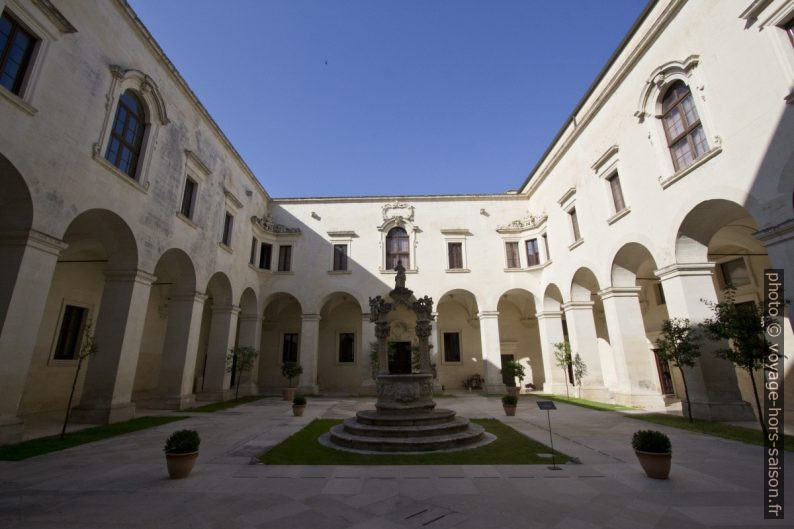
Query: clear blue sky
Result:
<box><xmin>128</xmin><ymin>0</ymin><xmax>647</xmax><ymax>198</ymax></box>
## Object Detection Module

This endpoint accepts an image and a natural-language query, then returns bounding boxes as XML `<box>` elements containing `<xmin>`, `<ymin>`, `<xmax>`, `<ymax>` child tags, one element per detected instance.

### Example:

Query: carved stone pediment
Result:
<box><xmin>251</xmin><ymin>213</ymin><xmax>301</xmax><ymax>234</ymax></box>
<box><xmin>382</xmin><ymin>202</ymin><xmax>414</xmax><ymax>223</ymax></box>
<box><xmin>496</xmin><ymin>213</ymin><xmax>547</xmax><ymax>233</ymax></box>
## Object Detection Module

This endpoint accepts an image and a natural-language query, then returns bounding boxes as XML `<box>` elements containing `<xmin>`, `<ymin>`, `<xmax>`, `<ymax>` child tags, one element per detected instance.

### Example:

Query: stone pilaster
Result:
<box><xmin>561</xmin><ymin>300</ymin><xmax>609</xmax><ymax>400</ymax></box>
<box><xmin>197</xmin><ymin>304</ymin><xmax>240</xmax><ymax>402</ymax></box>
<box><xmin>298</xmin><ymin>314</ymin><xmax>321</xmax><ymax>394</ymax></box>
<box><xmin>478</xmin><ymin>310</ymin><xmax>505</xmax><ymax>394</ymax></box>
<box><xmin>535</xmin><ymin>310</ymin><xmax>567</xmax><ymax>395</ymax></box>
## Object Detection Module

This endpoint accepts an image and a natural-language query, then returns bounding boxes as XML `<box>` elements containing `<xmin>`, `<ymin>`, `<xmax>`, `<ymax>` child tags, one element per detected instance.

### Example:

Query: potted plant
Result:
<box><xmin>292</xmin><ymin>395</ymin><xmax>307</xmax><ymax>416</ymax></box>
<box><xmin>501</xmin><ymin>359</ymin><xmax>526</xmax><ymax>397</ymax></box>
<box><xmin>164</xmin><ymin>429</ymin><xmax>200</xmax><ymax>479</ymax></box>
<box><xmin>281</xmin><ymin>362</ymin><xmax>303</xmax><ymax>401</ymax></box>
<box><xmin>502</xmin><ymin>394</ymin><xmax>518</xmax><ymax>416</ymax></box>
<box><xmin>632</xmin><ymin>430</ymin><xmax>671</xmax><ymax>479</ymax></box>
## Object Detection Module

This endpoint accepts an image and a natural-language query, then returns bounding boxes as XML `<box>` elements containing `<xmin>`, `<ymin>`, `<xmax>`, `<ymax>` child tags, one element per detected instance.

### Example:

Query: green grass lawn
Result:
<box><xmin>0</xmin><ymin>416</ymin><xmax>187</xmax><ymax>461</ymax></box>
<box><xmin>531</xmin><ymin>394</ymin><xmax>635</xmax><ymax>412</ymax></box>
<box><xmin>629</xmin><ymin>413</ymin><xmax>794</xmax><ymax>451</ymax></box>
<box><xmin>258</xmin><ymin>418</ymin><xmax>569</xmax><ymax>465</ymax></box>
<box><xmin>185</xmin><ymin>395</ymin><xmax>265</xmax><ymax>412</ymax></box>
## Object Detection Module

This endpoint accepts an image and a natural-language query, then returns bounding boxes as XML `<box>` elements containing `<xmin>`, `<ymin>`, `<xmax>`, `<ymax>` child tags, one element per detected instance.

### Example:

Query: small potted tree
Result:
<box><xmin>501</xmin><ymin>359</ymin><xmax>526</xmax><ymax>397</ymax></box>
<box><xmin>502</xmin><ymin>394</ymin><xmax>518</xmax><ymax>416</ymax></box>
<box><xmin>281</xmin><ymin>362</ymin><xmax>303</xmax><ymax>401</ymax></box>
<box><xmin>164</xmin><ymin>429</ymin><xmax>200</xmax><ymax>479</ymax></box>
<box><xmin>632</xmin><ymin>430</ymin><xmax>671</xmax><ymax>479</ymax></box>
<box><xmin>292</xmin><ymin>395</ymin><xmax>307</xmax><ymax>416</ymax></box>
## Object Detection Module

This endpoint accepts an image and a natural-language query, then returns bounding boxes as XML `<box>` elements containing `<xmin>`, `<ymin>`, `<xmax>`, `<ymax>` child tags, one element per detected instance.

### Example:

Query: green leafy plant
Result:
<box><xmin>655</xmin><ymin>318</ymin><xmax>701</xmax><ymax>422</ymax></box>
<box><xmin>281</xmin><ymin>362</ymin><xmax>303</xmax><ymax>388</ymax></box>
<box><xmin>293</xmin><ymin>396</ymin><xmax>307</xmax><ymax>406</ymax></box>
<box><xmin>226</xmin><ymin>346</ymin><xmax>258</xmax><ymax>400</ymax></box>
<box><xmin>501</xmin><ymin>359</ymin><xmax>526</xmax><ymax>389</ymax></box>
<box><xmin>61</xmin><ymin>322</ymin><xmax>98</xmax><ymax>439</ymax></box>
<box><xmin>553</xmin><ymin>341</ymin><xmax>573</xmax><ymax>398</ymax></box>
<box><xmin>572</xmin><ymin>353</ymin><xmax>587</xmax><ymax>398</ymax></box>
<box><xmin>501</xmin><ymin>394</ymin><xmax>518</xmax><ymax>406</ymax></box>
<box><xmin>463</xmin><ymin>373</ymin><xmax>484</xmax><ymax>390</ymax></box>
<box><xmin>700</xmin><ymin>286</ymin><xmax>779</xmax><ymax>434</ymax></box>
<box><xmin>631</xmin><ymin>430</ymin><xmax>671</xmax><ymax>453</ymax></box>
<box><xmin>164</xmin><ymin>429</ymin><xmax>200</xmax><ymax>454</ymax></box>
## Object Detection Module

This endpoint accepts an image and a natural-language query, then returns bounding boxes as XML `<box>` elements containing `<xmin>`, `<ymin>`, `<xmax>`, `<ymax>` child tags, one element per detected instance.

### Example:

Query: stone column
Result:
<box><xmin>236</xmin><ymin>313</ymin><xmax>263</xmax><ymax>396</ymax></box>
<box><xmin>73</xmin><ymin>269</ymin><xmax>155</xmax><ymax>423</ymax></box>
<box><xmin>156</xmin><ymin>292</ymin><xmax>206</xmax><ymax>409</ymax></box>
<box><xmin>299</xmin><ymin>314</ymin><xmax>320</xmax><ymax>394</ymax></box>
<box><xmin>198</xmin><ymin>304</ymin><xmax>240</xmax><ymax>401</ymax></box>
<box><xmin>376</xmin><ymin>320</ymin><xmax>390</xmax><ymax>375</ymax></box>
<box><xmin>656</xmin><ymin>263</ymin><xmax>754</xmax><ymax>420</ymax></box>
<box><xmin>599</xmin><ymin>287</ymin><xmax>666</xmax><ymax>408</ymax></box>
<box><xmin>561</xmin><ymin>300</ymin><xmax>609</xmax><ymax>400</ymax></box>
<box><xmin>478</xmin><ymin>311</ymin><xmax>505</xmax><ymax>394</ymax></box>
<box><xmin>535</xmin><ymin>310</ymin><xmax>566</xmax><ymax>395</ymax></box>
<box><xmin>415</xmin><ymin>319</ymin><xmax>433</xmax><ymax>374</ymax></box>
<box><xmin>0</xmin><ymin>230</ymin><xmax>66</xmax><ymax>445</ymax></box>
<box><xmin>429</xmin><ymin>313</ymin><xmax>442</xmax><ymax>392</ymax></box>
<box><xmin>359</xmin><ymin>313</ymin><xmax>377</xmax><ymax>395</ymax></box>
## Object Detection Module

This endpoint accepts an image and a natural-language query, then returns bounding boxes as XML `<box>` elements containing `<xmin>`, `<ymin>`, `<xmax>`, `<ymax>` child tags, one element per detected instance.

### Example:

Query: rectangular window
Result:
<box><xmin>0</xmin><ymin>12</ymin><xmax>36</xmax><ymax>95</ymax></box>
<box><xmin>505</xmin><ymin>242</ymin><xmax>520</xmax><ymax>269</ymax></box>
<box><xmin>607</xmin><ymin>173</ymin><xmax>626</xmax><ymax>212</ymax></box>
<box><xmin>338</xmin><ymin>332</ymin><xmax>355</xmax><ymax>363</ymax></box>
<box><xmin>221</xmin><ymin>212</ymin><xmax>233</xmax><ymax>246</ymax></box>
<box><xmin>525</xmin><ymin>238</ymin><xmax>540</xmax><ymax>267</ymax></box>
<box><xmin>443</xmin><ymin>332</ymin><xmax>461</xmax><ymax>363</ymax></box>
<box><xmin>720</xmin><ymin>258</ymin><xmax>751</xmax><ymax>288</ymax></box>
<box><xmin>447</xmin><ymin>242</ymin><xmax>463</xmax><ymax>269</ymax></box>
<box><xmin>259</xmin><ymin>242</ymin><xmax>272</xmax><ymax>270</ymax></box>
<box><xmin>784</xmin><ymin>17</ymin><xmax>794</xmax><ymax>48</ymax></box>
<box><xmin>656</xmin><ymin>282</ymin><xmax>666</xmax><ymax>305</ymax></box>
<box><xmin>180</xmin><ymin>177</ymin><xmax>197</xmax><ymax>218</ymax></box>
<box><xmin>542</xmin><ymin>233</ymin><xmax>550</xmax><ymax>260</ymax></box>
<box><xmin>333</xmin><ymin>244</ymin><xmax>348</xmax><ymax>271</ymax></box>
<box><xmin>282</xmin><ymin>333</ymin><xmax>298</xmax><ymax>363</ymax></box>
<box><xmin>249</xmin><ymin>237</ymin><xmax>257</xmax><ymax>265</ymax></box>
<box><xmin>278</xmin><ymin>245</ymin><xmax>292</xmax><ymax>272</ymax></box>
<box><xmin>53</xmin><ymin>305</ymin><xmax>87</xmax><ymax>360</ymax></box>
<box><xmin>569</xmin><ymin>208</ymin><xmax>581</xmax><ymax>242</ymax></box>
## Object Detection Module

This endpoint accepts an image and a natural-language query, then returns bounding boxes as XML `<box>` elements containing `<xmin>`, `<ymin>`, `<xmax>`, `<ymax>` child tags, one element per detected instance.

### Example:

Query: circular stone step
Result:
<box><xmin>328</xmin><ymin>422</ymin><xmax>485</xmax><ymax>453</ymax></box>
<box><xmin>342</xmin><ymin>416</ymin><xmax>471</xmax><ymax>438</ymax></box>
<box><xmin>355</xmin><ymin>408</ymin><xmax>456</xmax><ymax>427</ymax></box>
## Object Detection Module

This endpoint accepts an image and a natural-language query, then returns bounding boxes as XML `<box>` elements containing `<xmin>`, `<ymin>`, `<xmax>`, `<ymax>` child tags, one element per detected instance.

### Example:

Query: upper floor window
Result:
<box><xmin>386</xmin><ymin>227</ymin><xmax>409</xmax><ymax>269</ymax></box>
<box><xmin>221</xmin><ymin>212</ymin><xmax>233</xmax><ymax>246</ymax></box>
<box><xmin>569</xmin><ymin>208</ymin><xmax>581</xmax><ymax>242</ymax></box>
<box><xmin>249</xmin><ymin>237</ymin><xmax>257</xmax><ymax>265</ymax></box>
<box><xmin>53</xmin><ymin>305</ymin><xmax>87</xmax><ymax>360</ymax></box>
<box><xmin>607</xmin><ymin>172</ymin><xmax>626</xmax><ymax>213</ymax></box>
<box><xmin>661</xmin><ymin>81</ymin><xmax>708</xmax><ymax>171</ymax></box>
<box><xmin>505</xmin><ymin>241</ymin><xmax>520</xmax><ymax>269</ymax></box>
<box><xmin>105</xmin><ymin>90</ymin><xmax>146</xmax><ymax>178</ymax></box>
<box><xmin>278</xmin><ymin>245</ymin><xmax>292</xmax><ymax>272</ymax></box>
<box><xmin>525</xmin><ymin>238</ymin><xmax>540</xmax><ymax>267</ymax></box>
<box><xmin>260</xmin><ymin>242</ymin><xmax>272</xmax><ymax>270</ymax></box>
<box><xmin>784</xmin><ymin>17</ymin><xmax>794</xmax><ymax>48</ymax></box>
<box><xmin>0</xmin><ymin>12</ymin><xmax>36</xmax><ymax>95</ymax></box>
<box><xmin>333</xmin><ymin>244</ymin><xmax>348</xmax><ymax>271</ymax></box>
<box><xmin>542</xmin><ymin>233</ymin><xmax>550</xmax><ymax>260</ymax></box>
<box><xmin>447</xmin><ymin>242</ymin><xmax>463</xmax><ymax>269</ymax></box>
<box><xmin>180</xmin><ymin>177</ymin><xmax>197</xmax><ymax>219</ymax></box>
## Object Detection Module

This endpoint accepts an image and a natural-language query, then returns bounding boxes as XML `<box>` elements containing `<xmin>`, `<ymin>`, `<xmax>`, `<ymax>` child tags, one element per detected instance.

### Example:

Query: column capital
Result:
<box><xmin>562</xmin><ymin>300</ymin><xmax>594</xmax><ymax>311</ymax></box>
<box><xmin>598</xmin><ymin>286</ymin><xmax>642</xmax><ymax>300</ymax></box>
<box><xmin>0</xmin><ymin>229</ymin><xmax>68</xmax><ymax>255</ymax></box>
<box><xmin>104</xmin><ymin>269</ymin><xmax>157</xmax><ymax>286</ymax></box>
<box><xmin>535</xmin><ymin>310</ymin><xmax>563</xmax><ymax>320</ymax></box>
<box><xmin>169</xmin><ymin>291</ymin><xmax>207</xmax><ymax>304</ymax></box>
<box><xmin>654</xmin><ymin>262</ymin><xmax>715</xmax><ymax>281</ymax></box>
<box><xmin>211</xmin><ymin>304</ymin><xmax>240</xmax><ymax>316</ymax></box>
<box><xmin>754</xmin><ymin>218</ymin><xmax>794</xmax><ymax>247</ymax></box>
<box><xmin>238</xmin><ymin>314</ymin><xmax>263</xmax><ymax>323</ymax></box>
<box><xmin>360</xmin><ymin>312</ymin><xmax>371</xmax><ymax>321</ymax></box>
<box><xmin>478</xmin><ymin>310</ymin><xmax>499</xmax><ymax>319</ymax></box>
<box><xmin>301</xmin><ymin>313</ymin><xmax>322</xmax><ymax>322</ymax></box>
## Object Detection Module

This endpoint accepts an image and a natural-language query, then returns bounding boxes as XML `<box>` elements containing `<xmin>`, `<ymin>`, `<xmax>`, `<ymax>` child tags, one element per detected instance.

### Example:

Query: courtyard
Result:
<box><xmin>1</xmin><ymin>394</ymin><xmax>790</xmax><ymax>528</ymax></box>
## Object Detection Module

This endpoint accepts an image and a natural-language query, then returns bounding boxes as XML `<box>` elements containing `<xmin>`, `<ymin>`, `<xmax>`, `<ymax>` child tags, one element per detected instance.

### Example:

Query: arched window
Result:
<box><xmin>105</xmin><ymin>90</ymin><xmax>146</xmax><ymax>178</ymax></box>
<box><xmin>661</xmin><ymin>81</ymin><xmax>708</xmax><ymax>171</ymax></box>
<box><xmin>385</xmin><ymin>227</ymin><xmax>409</xmax><ymax>269</ymax></box>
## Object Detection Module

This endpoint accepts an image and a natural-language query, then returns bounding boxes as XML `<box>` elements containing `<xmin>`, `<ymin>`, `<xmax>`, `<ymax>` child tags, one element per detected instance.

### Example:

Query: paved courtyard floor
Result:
<box><xmin>1</xmin><ymin>394</ymin><xmax>791</xmax><ymax>528</ymax></box>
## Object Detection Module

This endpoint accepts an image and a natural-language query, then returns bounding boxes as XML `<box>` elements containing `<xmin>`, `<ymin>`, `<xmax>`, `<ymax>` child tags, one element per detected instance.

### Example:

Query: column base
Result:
<box><xmin>152</xmin><ymin>394</ymin><xmax>196</xmax><ymax>410</ymax></box>
<box><xmin>485</xmin><ymin>382</ymin><xmax>507</xmax><ymax>395</ymax></box>
<box><xmin>542</xmin><ymin>382</ymin><xmax>574</xmax><ymax>396</ymax></box>
<box><xmin>578</xmin><ymin>385</ymin><xmax>611</xmax><ymax>402</ymax></box>
<box><xmin>358</xmin><ymin>379</ymin><xmax>377</xmax><ymax>396</ymax></box>
<box><xmin>611</xmin><ymin>391</ymin><xmax>668</xmax><ymax>410</ymax></box>
<box><xmin>298</xmin><ymin>384</ymin><xmax>319</xmax><ymax>395</ymax></box>
<box><xmin>196</xmin><ymin>389</ymin><xmax>233</xmax><ymax>402</ymax></box>
<box><xmin>685</xmin><ymin>399</ymin><xmax>756</xmax><ymax>421</ymax></box>
<box><xmin>70</xmin><ymin>402</ymin><xmax>136</xmax><ymax>424</ymax></box>
<box><xmin>0</xmin><ymin>416</ymin><xmax>24</xmax><ymax>446</ymax></box>
<box><xmin>432</xmin><ymin>380</ymin><xmax>443</xmax><ymax>393</ymax></box>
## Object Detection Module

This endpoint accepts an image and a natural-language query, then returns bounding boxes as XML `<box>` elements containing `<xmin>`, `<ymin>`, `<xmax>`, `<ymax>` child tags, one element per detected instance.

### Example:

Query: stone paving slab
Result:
<box><xmin>1</xmin><ymin>394</ymin><xmax>792</xmax><ymax>528</ymax></box>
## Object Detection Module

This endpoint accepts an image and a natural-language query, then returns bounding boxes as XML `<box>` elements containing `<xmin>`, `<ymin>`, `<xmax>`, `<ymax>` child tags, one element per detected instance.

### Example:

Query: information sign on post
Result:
<box><xmin>536</xmin><ymin>400</ymin><xmax>561</xmax><ymax>470</ymax></box>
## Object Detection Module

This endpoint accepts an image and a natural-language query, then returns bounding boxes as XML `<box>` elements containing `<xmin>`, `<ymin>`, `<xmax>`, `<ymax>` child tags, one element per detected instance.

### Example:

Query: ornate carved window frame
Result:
<box><xmin>378</xmin><ymin>202</ymin><xmax>419</xmax><ymax>273</ymax></box>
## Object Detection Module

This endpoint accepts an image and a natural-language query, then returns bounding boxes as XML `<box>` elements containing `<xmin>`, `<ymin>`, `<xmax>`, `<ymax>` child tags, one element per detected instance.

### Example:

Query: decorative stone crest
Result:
<box><xmin>251</xmin><ymin>213</ymin><xmax>301</xmax><ymax>234</ymax></box>
<box><xmin>382</xmin><ymin>202</ymin><xmax>414</xmax><ymax>223</ymax></box>
<box><xmin>413</xmin><ymin>296</ymin><xmax>434</xmax><ymax>321</ymax></box>
<box><xmin>496</xmin><ymin>213</ymin><xmax>547</xmax><ymax>233</ymax></box>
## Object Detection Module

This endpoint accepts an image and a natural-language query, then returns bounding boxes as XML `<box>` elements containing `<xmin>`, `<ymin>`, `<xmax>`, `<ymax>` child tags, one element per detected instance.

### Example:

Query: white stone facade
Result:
<box><xmin>0</xmin><ymin>0</ymin><xmax>793</xmax><ymax>444</ymax></box>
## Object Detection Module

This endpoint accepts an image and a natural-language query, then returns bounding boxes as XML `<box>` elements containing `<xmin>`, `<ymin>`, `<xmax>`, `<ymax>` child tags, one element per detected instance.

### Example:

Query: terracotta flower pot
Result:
<box><xmin>282</xmin><ymin>387</ymin><xmax>297</xmax><ymax>401</ymax></box>
<box><xmin>292</xmin><ymin>404</ymin><xmax>306</xmax><ymax>417</ymax></box>
<box><xmin>166</xmin><ymin>451</ymin><xmax>198</xmax><ymax>479</ymax></box>
<box><xmin>503</xmin><ymin>404</ymin><xmax>517</xmax><ymax>416</ymax></box>
<box><xmin>635</xmin><ymin>450</ymin><xmax>671</xmax><ymax>479</ymax></box>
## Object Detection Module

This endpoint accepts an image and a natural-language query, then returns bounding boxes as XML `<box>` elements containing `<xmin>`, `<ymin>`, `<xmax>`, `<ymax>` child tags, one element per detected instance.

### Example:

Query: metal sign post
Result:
<box><xmin>536</xmin><ymin>400</ymin><xmax>560</xmax><ymax>470</ymax></box>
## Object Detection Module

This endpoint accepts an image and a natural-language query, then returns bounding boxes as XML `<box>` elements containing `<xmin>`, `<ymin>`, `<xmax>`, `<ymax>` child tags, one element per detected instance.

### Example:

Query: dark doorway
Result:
<box><xmin>389</xmin><ymin>341</ymin><xmax>412</xmax><ymax>374</ymax></box>
<box><xmin>501</xmin><ymin>354</ymin><xmax>515</xmax><ymax>386</ymax></box>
